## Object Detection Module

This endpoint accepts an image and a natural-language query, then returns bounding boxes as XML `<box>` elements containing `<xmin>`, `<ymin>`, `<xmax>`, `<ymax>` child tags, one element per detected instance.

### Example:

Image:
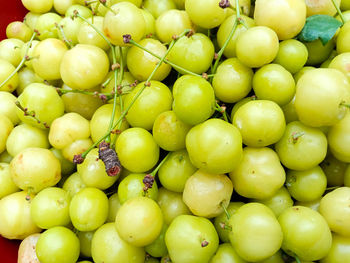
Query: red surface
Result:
<box><xmin>0</xmin><ymin>236</ymin><xmax>20</xmax><ymax>263</ymax></box>
<box><xmin>0</xmin><ymin>1</ymin><xmax>27</xmax><ymax>261</ymax></box>
<box><xmin>0</xmin><ymin>0</ymin><xmax>28</xmax><ymax>40</ymax></box>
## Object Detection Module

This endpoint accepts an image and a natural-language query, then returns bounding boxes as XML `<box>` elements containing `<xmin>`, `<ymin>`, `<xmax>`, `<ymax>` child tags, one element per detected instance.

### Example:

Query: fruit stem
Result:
<box><xmin>201</xmin><ymin>240</ymin><xmax>209</xmax><ymax>247</ymax></box>
<box><xmin>340</xmin><ymin>102</ymin><xmax>350</xmax><ymax>108</ymax></box>
<box><xmin>15</xmin><ymin>100</ymin><xmax>49</xmax><ymax>128</ymax></box>
<box><xmin>0</xmin><ymin>31</ymin><xmax>36</xmax><ymax>89</ymax></box>
<box><xmin>55</xmin><ymin>23</ymin><xmax>73</xmax><ymax>48</ymax></box>
<box><xmin>291</xmin><ymin>131</ymin><xmax>304</xmax><ymax>144</ymax></box>
<box><xmin>326</xmin><ymin>186</ymin><xmax>339</xmax><ymax>191</ymax></box>
<box><xmin>109</xmin><ymin>46</ymin><xmax>125</xmax><ymax>147</ymax></box>
<box><xmin>220</xmin><ymin>202</ymin><xmax>231</xmax><ymax>220</ymax></box>
<box><xmin>80</xmin><ymin>30</ymin><xmax>184</xmax><ymax>159</ymax></box>
<box><xmin>56</xmin><ymin>88</ymin><xmax>114</xmax><ymax>101</ymax></box>
<box><xmin>76</xmin><ymin>12</ymin><xmax>123</xmax><ymax>145</ymax></box>
<box><xmin>211</xmin><ymin>19</ymin><xmax>238</xmax><ymax>75</ymax></box>
<box><xmin>294</xmin><ymin>255</ymin><xmax>301</xmax><ymax>263</ymax></box>
<box><xmin>128</xmin><ymin>37</ymin><xmax>202</xmax><ymax>77</ymax></box>
<box><xmin>331</xmin><ymin>0</ymin><xmax>346</xmax><ymax>24</ymax></box>
<box><xmin>235</xmin><ymin>0</ymin><xmax>241</xmax><ymax>18</ymax></box>
<box><xmin>75</xmin><ymin>13</ymin><xmax>114</xmax><ymax>50</ymax></box>
<box><xmin>211</xmin><ymin>0</ymin><xmax>245</xmax><ymax>76</ymax></box>
<box><xmin>106</xmin><ymin>46</ymin><xmax>123</xmax><ymax>144</ymax></box>
<box><xmin>101</xmin><ymin>73</ymin><xmax>113</xmax><ymax>88</ymax></box>
<box><xmin>150</xmin><ymin>153</ymin><xmax>170</xmax><ymax>177</ymax></box>
<box><xmin>25</xmin><ymin>187</ymin><xmax>34</xmax><ymax>201</ymax></box>
<box><xmin>219</xmin><ymin>222</ymin><xmax>232</xmax><ymax>231</ymax></box>
<box><xmin>215</xmin><ymin>102</ymin><xmax>230</xmax><ymax>122</ymax></box>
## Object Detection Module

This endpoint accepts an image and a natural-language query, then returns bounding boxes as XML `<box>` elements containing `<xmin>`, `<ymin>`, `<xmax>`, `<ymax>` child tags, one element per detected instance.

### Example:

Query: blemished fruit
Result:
<box><xmin>2</xmin><ymin>0</ymin><xmax>350</xmax><ymax>261</ymax></box>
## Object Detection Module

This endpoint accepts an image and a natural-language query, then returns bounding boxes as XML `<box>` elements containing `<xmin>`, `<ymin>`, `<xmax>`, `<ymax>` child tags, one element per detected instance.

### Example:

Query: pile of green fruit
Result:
<box><xmin>1</xmin><ymin>0</ymin><xmax>350</xmax><ymax>262</ymax></box>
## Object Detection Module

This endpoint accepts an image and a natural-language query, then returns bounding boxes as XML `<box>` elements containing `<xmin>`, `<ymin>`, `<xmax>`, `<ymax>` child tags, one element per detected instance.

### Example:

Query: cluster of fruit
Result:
<box><xmin>1</xmin><ymin>0</ymin><xmax>350</xmax><ymax>262</ymax></box>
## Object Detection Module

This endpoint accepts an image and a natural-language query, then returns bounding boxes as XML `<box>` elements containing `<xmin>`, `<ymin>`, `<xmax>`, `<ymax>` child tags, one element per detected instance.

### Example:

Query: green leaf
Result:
<box><xmin>297</xmin><ymin>15</ymin><xmax>342</xmax><ymax>45</ymax></box>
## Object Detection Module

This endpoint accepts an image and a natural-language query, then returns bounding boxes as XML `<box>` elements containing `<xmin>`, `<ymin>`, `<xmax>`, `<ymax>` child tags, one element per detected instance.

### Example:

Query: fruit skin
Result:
<box><xmin>320</xmin><ymin>233</ymin><xmax>350</xmax><ymax>263</ymax></box>
<box><xmin>236</xmin><ymin>26</ymin><xmax>279</xmax><ymax>68</ymax></box>
<box><xmin>0</xmin><ymin>191</ymin><xmax>41</xmax><ymax>240</ymax></box>
<box><xmin>69</xmin><ymin>187</ymin><xmax>109</xmax><ymax>232</ymax></box>
<box><xmin>49</xmin><ymin>112</ymin><xmax>90</xmax><ymax>150</ymax></box>
<box><xmin>337</xmin><ymin>23</ymin><xmax>350</xmax><ymax>54</ymax></box>
<box><xmin>103</xmin><ymin>2</ymin><xmax>145</xmax><ymax>46</ymax></box>
<box><xmin>115</xmin><ymin>196</ymin><xmax>163</xmax><ymax>247</ymax></box>
<box><xmin>252</xmin><ymin>64</ymin><xmax>295</xmax><ymax>106</ymax></box>
<box><xmin>305</xmin><ymin>0</ymin><xmax>341</xmax><ymax>17</ymax></box>
<box><xmin>78</xmin><ymin>16</ymin><xmax>110</xmax><ymax>51</ymax></box>
<box><xmin>32</xmin><ymin>38</ymin><xmax>68</xmax><ymax>80</ymax></box>
<box><xmin>212</xmin><ymin>58</ymin><xmax>253</xmax><ymax>103</ymax></box>
<box><xmin>254</xmin><ymin>0</ymin><xmax>306</xmax><ymax>40</ymax></box>
<box><xmin>77</xmin><ymin>148</ymin><xmax>118</xmax><ymax>190</ymax></box>
<box><xmin>157</xmin><ymin>187</ymin><xmax>191</xmax><ymax>225</ymax></box>
<box><xmin>232</xmin><ymin>100</ymin><xmax>286</xmax><ymax>147</ymax></box>
<box><xmin>155</xmin><ymin>9</ymin><xmax>193</xmax><ymax>44</ymax></box>
<box><xmin>278</xmin><ymin>206</ymin><xmax>332</xmax><ymax>261</ymax></box>
<box><xmin>186</xmin><ymin>118</ymin><xmax>243</xmax><ymax>174</ymax></box>
<box><xmin>185</xmin><ymin>0</ymin><xmax>226</xmax><ymax>29</ymax></box>
<box><xmin>172</xmin><ymin>75</ymin><xmax>216</xmax><ymax>126</ymax></box>
<box><xmin>36</xmin><ymin>226</ymin><xmax>80</xmax><ymax>263</ymax></box>
<box><xmin>229</xmin><ymin>203</ymin><xmax>283</xmax><ymax>262</ymax></box>
<box><xmin>165</xmin><ymin>215</ymin><xmax>219</xmax><ymax>263</ymax></box>
<box><xmin>319</xmin><ymin>187</ymin><xmax>350</xmax><ymax>237</ymax></box>
<box><xmin>286</xmin><ymin>166</ymin><xmax>327</xmax><ymax>202</ymax></box>
<box><xmin>0</xmin><ymin>163</ymin><xmax>19</xmax><ymax>199</ymax></box>
<box><xmin>229</xmin><ymin>147</ymin><xmax>286</xmax><ymax>200</ymax></box>
<box><xmin>329</xmin><ymin>52</ymin><xmax>350</xmax><ymax>84</ymax></box>
<box><xmin>6</xmin><ymin>123</ymin><xmax>50</xmax><ymax>157</ymax></box>
<box><xmin>0</xmin><ymin>115</ymin><xmax>13</xmax><ymax>154</ymax></box>
<box><xmin>182</xmin><ymin>170</ymin><xmax>233</xmax><ymax>218</ymax></box>
<box><xmin>305</xmin><ymin>39</ymin><xmax>335</xmax><ymax>66</ymax></box>
<box><xmin>126</xmin><ymin>38</ymin><xmax>171</xmax><ymax>81</ymax></box>
<box><xmin>158</xmin><ymin>149</ymin><xmax>196</xmax><ymax>193</ymax></box>
<box><xmin>123</xmin><ymin>81</ymin><xmax>173</xmax><ymax>130</ymax></box>
<box><xmin>328</xmin><ymin>112</ymin><xmax>350</xmax><ymax>162</ymax></box>
<box><xmin>152</xmin><ymin>111</ymin><xmax>192</xmax><ymax>151</ymax></box>
<box><xmin>275</xmin><ymin>121</ymin><xmax>328</xmax><ymax>171</ymax></box>
<box><xmin>30</xmin><ymin>187</ymin><xmax>71</xmax><ymax>229</ymax></box>
<box><xmin>217</xmin><ymin>14</ymin><xmax>255</xmax><ymax>59</ymax></box>
<box><xmin>254</xmin><ymin>187</ymin><xmax>294</xmax><ymax>218</ymax></box>
<box><xmin>294</xmin><ymin>68</ymin><xmax>350</xmax><ymax>127</ymax></box>
<box><xmin>274</xmin><ymin>39</ymin><xmax>308</xmax><ymax>74</ymax></box>
<box><xmin>60</xmin><ymin>44</ymin><xmax>110</xmax><ymax>90</ymax></box>
<box><xmin>22</xmin><ymin>0</ymin><xmax>53</xmax><ymax>13</ymax></box>
<box><xmin>0</xmin><ymin>59</ymin><xmax>19</xmax><ymax>92</ymax></box>
<box><xmin>91</xmin><ymin>223</ymin><xmax>145</xmax><ymax>263</ymax></box>
<box><xmin>17</xmin><ymin>233</ymin><xmax>40</xmax><ymax>263</ymax></box>
<box><xmin>213</xmin><ymin>202</ymin><xmax>244</xmax><ymax>243</ymax></box>
<box><xmin>0</xmin><ymin>91</ymin><xmax>20</xmax><ymax>125</ymax></box>
<box><xmin>117</xmin><ymin>173</ymin><xmax>158</xmax><ymax>204</ymax></box>
<box><xmin>167</xmin><ymin>33</ymin><xmax>214</xmax><ymax>75</ymax></box>
<box><xmin>210</xmin><ymin>243</ymin><xmax>247</xmax><ymax>263</ymax></box>
<box><xmin>10</xmin><ymin>148</ymin><xmax>61</xmax><ymax>193</ymax></box>
<box><xmin>115</xmin><ymin>127</ymin><xmax>159</xmax><ymax>173</ymax></box>
<box><xmin>16</xmin><ymin>83</ymin><xmax>65</xmax><ymax>128</ymax></box>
